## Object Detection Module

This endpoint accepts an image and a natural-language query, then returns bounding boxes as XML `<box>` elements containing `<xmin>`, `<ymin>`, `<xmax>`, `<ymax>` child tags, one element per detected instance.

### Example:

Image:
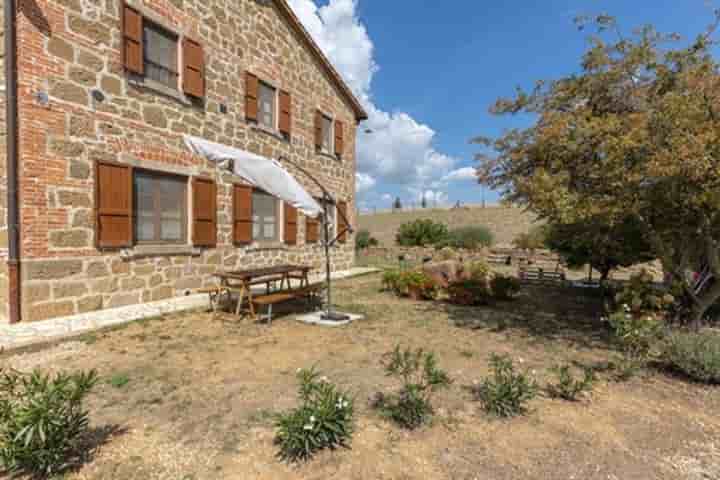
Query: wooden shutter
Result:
<box><xmin>245</xmin><ymin>72</ymin><xmax>259</xmax><ymax>122</ymax></box>
<box><xmin>337</xmin><ymin>200</ymin><xmax>349</xmax><ymax>243</ymax></box>
<box><xmin>335</xmin><ymin>120</ymin><xmax>344</xmax><ymax>157</ymax></box>
<box><xmin>314</xmin><ymin>110</ymin><xmax>323</xmax><ymax>151</ymax></box>
<box><xmin>306</xmin><ymin>216</ymin><xmax>319</xmax><ymax>244</ymax></box>
<box><xmin>192</xmin><ymin>178</ymin><xmax>217</xmax><ymax>247</ymax></box>
<box><xmin>284</xmin><ymin>203</ymin><xmax>298</xmax><ymax>245</ymax></box>
<box><xmin>96</xmin><ymin>161</ymin><xmax>133</xmax><ymax>248</ymax></box>
<box><xmin>122</xmin><ymin>3</ymin><xmax>144</xmax><ymax>75</ymax></box>
<box><xmin>183</xmin><ymin>37</ymin><xmax>205</xmax><ymax>98</ymax></box>
<box><xmin>233</xmin><ymin>185</ymin><xmax>253</xmax><ymax>245</ymax></box>
<box><xmin>279</xmin><ymin>90</ymin><xmax>292</xmax><ymax>137</ymax></box>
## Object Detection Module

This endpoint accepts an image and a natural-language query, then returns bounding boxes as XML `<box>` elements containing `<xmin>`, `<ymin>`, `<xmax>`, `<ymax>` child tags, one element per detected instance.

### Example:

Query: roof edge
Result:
<box><xmin>274</xmin><ymin>0</ymin><xmax>369</xmax><ymax>122</ymax></box>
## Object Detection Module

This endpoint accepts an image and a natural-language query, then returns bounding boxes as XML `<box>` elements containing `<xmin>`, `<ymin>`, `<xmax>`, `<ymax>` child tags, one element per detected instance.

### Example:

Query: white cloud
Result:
<box><xmin>355</xmin><ymin>172</ymin><xmax>376</xmax><ymax>193</ymax></box>
<box><xmin>407</xmin><ymin>187</ymin><xmax>449</xmax><ymax>207</ymax></box>
<box><xmin>286</xmin><ymin>0</ymin><xmax>458</xmax><ymax>194</ymax></box>
<box><xmin>442</xmin><ymin>167</ymin><xmax>478</xmax><ymax>183</ymax></box>
<box><xmin>381</xmin><ymin>193</ymin><xmax>393</xmax><ymax>202</ymax></box>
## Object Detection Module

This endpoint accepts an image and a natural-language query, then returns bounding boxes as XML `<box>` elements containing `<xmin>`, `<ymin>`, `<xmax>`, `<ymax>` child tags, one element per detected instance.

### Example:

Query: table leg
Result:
<box><xmin>246</xmin><ymin>282</ymin><xmax>256</xmax><ymax>319</ymax></box>
<box><xmin>235</xmin><ymin>285</ymin><xmax>246</xmax><ymax>317</ymax></box>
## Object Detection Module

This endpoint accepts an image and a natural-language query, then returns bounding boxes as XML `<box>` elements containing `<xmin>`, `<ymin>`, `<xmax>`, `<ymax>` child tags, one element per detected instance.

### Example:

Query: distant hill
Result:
<box><xmin>358</xmin><ymin>206</ymin><xmax>539</xmax><ymax>247</ymax></box>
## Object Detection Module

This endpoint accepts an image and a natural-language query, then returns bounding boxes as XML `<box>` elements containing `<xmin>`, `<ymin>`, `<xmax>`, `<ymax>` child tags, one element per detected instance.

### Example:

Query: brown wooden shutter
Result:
<box><xmin>279</xmin><ymin>90</ymin><xmax>292</xmax><ymax>137</ymax></box>
<box><xmin>314</xmin><ymin>110</ymin><xmax>323</xmax><ymax>151</ymax></box>
<box><xmin>183</xmin><ymin>37</ymin><xmax>205</xmax><ymax>98</ymax></box>
<box><xmin>96</xmin><ymin>161</ymin><xmax>133</xmax><ymax>248</ymax></box>
<box><xmin>284</xmin><ymin>203</ymin><xmax>298</xmax><ymax>245</ymax></box>
<box><xmin>335</xmin><ymin>120</ymin><xmax>344</xmax><ymax>157</ymax></box>
<box><xmin>233</xmin><ymin>185</ymin><xmax>253</xmax><ymax>245</ymax></box>
<box><xmin>192</xmin><ymin>177</ymin><xmax>217</xmax><ymax>247</ymax></box>
<box><xmin>122</xmin><ymin>3</ymin><xmax>144</xmax><ymax>75</ymax></box>
<box><xmin>245</xmin><ymin>72</ymin><xmax>259</xmax><ymax>122</ymax></box>
<box><xmin>337</xmin><ymin>200</ymin><xmax>349</xmax><ymax>243</ymax></box>
<box><xmin>306</xmin><ymin>216</ymin><xmax>319</xmax><ymax>244</ymax></box>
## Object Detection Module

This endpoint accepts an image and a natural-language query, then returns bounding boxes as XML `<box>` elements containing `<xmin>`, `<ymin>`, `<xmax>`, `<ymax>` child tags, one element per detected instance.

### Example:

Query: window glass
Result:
<box><xmin>321</xmin><ymin>115</ymin><xmax>333</xmax><ymax>153</ymax></box>
<box><xmin>252</xmin><ymin>190</ymin><xmax>278</xmax><ymax>242</ymax></box>
<box><xmin>258</xmin><ymin>82</ymin><xmax>276</xmax><ymax>129</ymax></box>
<box><xmin>134</xmin><ymin>171</ymin><xmax>187</xmax><ymax>243</ymax></box>
<box><xmin>144</xmin><ymin>22</ymin><xmax>179</xmax><ymax>89</ymax></box>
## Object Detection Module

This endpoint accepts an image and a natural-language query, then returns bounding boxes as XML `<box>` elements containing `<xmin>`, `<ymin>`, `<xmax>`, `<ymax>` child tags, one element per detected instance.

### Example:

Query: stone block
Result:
<box><xmin>53</xmin><ymin>282</ymin><xmax>88</xmax><ymax>299</ymax></box>
<box><xmin>90</xmin><ymin>277</ymin><xmax>119</xmax><ymax>294</ymax></box>
<box><xmin>143</xmin><ymin>105</ymin><xmax>168</xmax><ymax>129</ymax></box>
<box><xmin>69</xmin><ymin>67</ymin><xmax>97</xmax><ymax>88</ymax></box>
<box><xmin>111</xmin><ymin>259</ymin><xmax>130</xmax><ymax>275</ymax></box>
<box><xmin>78</xmin><ymin>295</ymin><xmax>103</xmax><ymax>313</ymax></box>
<box><xmin>47</xmin><ymin>37</ymin><xmax>75</xmax><ymax>62</ymax></box>
<box><xmin>49</xmin><ymin>138</ymin><xmax>85</xmax><ymax>157</ymax></box>
<box><xmin>70</xmin><ymin>160</ymin><xmax>91</xmax><ymax>180</ymax></box>
<box><xmin>68</xmin><ymin>15</ymin><xmax>112</xmax><ymax>46</ymax></box>
<box><xmin>69</xmin><ymin>115</ymin><xmax>96</xmax><ymax>138</ymax></box>
<box><xmin>121</xmin><ymin>277</ymin><xmax>146</xmax><ymax>291</ymax></box>
<box><xmin>72</xmin><ymin>209</ymin><xmax>92</xmax><ymax>228</ymax></box>
<box><xmin>107</xmin><ymin>292</ymin><xmax>141</xmax><ymax>308</ymax></box>
<box><xmin>77</xmin><ymin>51</ymin><xmax>104</xmax><ymax>72</ymax></box>
<box><xmin>50</xmin><ymin>230</ymin><xmax>90</xmax><ymax>248</ymax></box>
<box><xmin>86</xmin><ymin>261</ymin><xmax>110</xmax><ymax>278</ymax></box>
<box><xmin>26</xmin><ymin>260</ymin><xmax>83</xmax><ymax>280</ymax></box>
<box><xmin>50</xmin><ymin>81</ymin><xmax>88</xmax><ymax>106</ymax></box>
<box><xmin>100</xmin><ymin>75</ymin><xmax>123</xmax><ymax>96</ymax></box>
<box><xmin>24</xmin><ymin>283</ymin><xmax>51</xmax><ymax>303</ymax></box>
<box><xmin>29</xmin><ymin>301</ymin><xmax>75</xmax><ymax>322</ymax></box>
<box><xmin>151</xmin><ymin>286</ymin><xmax>174</xmax><ymax>301</ymax></box>
<box><xmin>57</xmin><ymin>190</ymin><xmax>92</xmax><ymax>208</ymax></box>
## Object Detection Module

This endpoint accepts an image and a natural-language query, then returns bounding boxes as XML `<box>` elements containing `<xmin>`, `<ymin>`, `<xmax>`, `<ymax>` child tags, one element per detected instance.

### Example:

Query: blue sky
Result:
<box><xmin>288</xmin><ymin>0</ymin><xmax>718</xmax><ymax>210</ymax></box>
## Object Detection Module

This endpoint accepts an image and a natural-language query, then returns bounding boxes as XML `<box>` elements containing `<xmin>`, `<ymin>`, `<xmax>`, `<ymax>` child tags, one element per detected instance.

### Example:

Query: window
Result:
<box><xmin>258</xmin><ymin>81</ymin><xmax>277</xmax><ymax>129</ymax></box>
<box><xmin>321</xmin><ymin>114</ymin><xmax>333</xmax><ymax>153</ymax></box>
<box><xmin>252</xmin><ymin>190</ymin><xmax>279</xmax><ymax>242</ymax></box>
<box><xmin>134</xmin><ymin>171</ymin><xmax>187</xmax><ymax>244</ymax></box>
<box><xmin>143</xmin><ymin>22</ymin><xmax>179</xmax><ymax>90</ymax></box>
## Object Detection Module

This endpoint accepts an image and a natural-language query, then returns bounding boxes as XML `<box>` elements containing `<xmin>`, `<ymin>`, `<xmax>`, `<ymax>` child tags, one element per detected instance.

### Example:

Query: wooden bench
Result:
<box><xmin>487</xmin><ymin>253</ymin><xmax>512</xmax><ymax>266</ymax></box>
<box><xmin>251</xmin><ymin>283</ymin><xmax>326</xmax><ymax>324</ymax></box>
<box><xmin>519</xmin><ymin>266</ymin><xmax>566</xmax><ymax>284</ymax></box>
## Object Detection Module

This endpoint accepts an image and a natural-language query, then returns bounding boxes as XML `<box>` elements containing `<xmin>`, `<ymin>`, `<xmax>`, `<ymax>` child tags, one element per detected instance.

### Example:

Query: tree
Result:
<box><xmin>475</xmin><ymin>13</ymin><xmax>720</xmax><ymax>325</ymax></box>
<box><xmin>543</xmin><ymin>216</ymin><xmax>654</xmax><ymax>282</ymax></box>
<box><xmin>421</xmin><ymin>194</ymin><xmax>428</xmax><ymax>209</ymax></box>
<box><xmin>393</xmin><ymin>197</ymin><xmax>403</xmax><ymax>212</ymax></box>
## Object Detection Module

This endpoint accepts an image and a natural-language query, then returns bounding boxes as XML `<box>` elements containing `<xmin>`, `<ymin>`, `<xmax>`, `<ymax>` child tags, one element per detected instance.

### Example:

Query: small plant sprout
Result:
<box><xmin>473</xmin><ymin>354</ymin><xmax>538</xmax><ymax>418</ymax></box>
<box><xmin>374</xmin><ymin>345</ymin><xmax>452</xmax><ymax>430</ymax></box>
<box><xmin>546</xmin><ymin>364</ymin><xmax>595</xmax><ymax>401</ymax></box>
<box><xmin>275</xmin><ymin>367</ymin><xmax>354</xmax><ymax>463</ymax></box>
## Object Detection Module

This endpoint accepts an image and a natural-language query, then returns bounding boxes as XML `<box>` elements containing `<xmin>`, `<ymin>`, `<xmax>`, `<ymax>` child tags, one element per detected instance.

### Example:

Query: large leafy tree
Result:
<box><xmin>475</xmin><ymin>14</ymin><xmax>720</xmax><ymax>325</ymax></box>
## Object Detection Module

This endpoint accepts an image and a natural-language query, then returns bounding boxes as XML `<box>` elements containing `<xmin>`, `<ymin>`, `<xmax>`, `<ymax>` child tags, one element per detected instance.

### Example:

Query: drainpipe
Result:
<box><xmin>5</xmin><ymin>0</ymin><xmax>20</xmax><ymax>324</ymax></box>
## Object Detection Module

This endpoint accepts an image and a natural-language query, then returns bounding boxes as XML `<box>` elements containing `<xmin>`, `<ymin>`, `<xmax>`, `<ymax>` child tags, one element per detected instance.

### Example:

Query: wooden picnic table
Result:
<box><xmin>213</xmin><ymin>265</ymin><xmax>312</xmax><ymax>318</ymax></box>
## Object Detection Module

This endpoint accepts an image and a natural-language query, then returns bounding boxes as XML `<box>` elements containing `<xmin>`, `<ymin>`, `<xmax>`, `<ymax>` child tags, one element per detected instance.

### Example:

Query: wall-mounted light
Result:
<box><xmin>91</xmin><ymin>89</ymin><xmax>106</xmax><ymax>103</ymax></box>
<box><xmin>35</xmin><ymin>91</ymin><xmax>49</xmax><ymax>107</ymax></box>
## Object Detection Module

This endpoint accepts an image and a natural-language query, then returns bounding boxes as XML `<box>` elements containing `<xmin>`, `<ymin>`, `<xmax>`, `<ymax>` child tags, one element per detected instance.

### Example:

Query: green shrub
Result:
<box><xmin>447</xmin><ymin>278</ymin><xmax>492</xmax><ymax>306</ymax></box>
<box><xmin>614</xmin><ymin>270</ymin><xmax>675</xmax><ymax>315</ymax></box>
<box><xmin>355</xmin><ymin>229</ymin><xmax>379</xmax><ymax>250</ymax></box>
<box><xmin>513</xmin><ymin>225</ymin><xmax>547</xmax><ymax>252</ymax></box>
<box><xmin>396</xmin><ymin>219</ymin><xmax>449</xmax><ymax>247</ymax></box>
<box><xmin>0</xmin><ymin>369</ymin><xmax>98</xmax><ymax>477</ymax></box>
<box><xmin>491</xmin><ymin>275</ymin><xmax>521</xmax><ymax>300</ymax></box>
<box><xmin>382</xmin><ymin>270</ymin><xmax>438</xmax><ymax>300</ymax></box>
<box><xmin>374</xmin><ymin>346</ymin><xmax>452</xmax><ymax>430</ymax></box>
<box><xmin>466</xmin><ymin>260</ymin><xmax>492</xmax><ymax>281</ymax></box>
<box><xmin>473</xmin><ymin>354</ymin><xmax>538</xmax><ymax>418</ymax></box>
<box><xmin>275</xmin><ymin>368</ymin><xmax>354</xmax><ymax>463</ymax></box>
<box><xmin>664</xmin><ymin>331</ymin><xmax>720</xmax><ymax>384</ymax></box>
<box><xmin>607</xmin><ymin>309</ymin><xmax>664</xmax><ymax>361</ymax></box>
<box><xmin>546</xmin><ymin>364</ymin><xmax>595</xmax><ymax>401</ymax></box>
<box><xmin>438</xmin><ymin>226</ymin><xmax>494</xmax><ymax>250</ymax></box>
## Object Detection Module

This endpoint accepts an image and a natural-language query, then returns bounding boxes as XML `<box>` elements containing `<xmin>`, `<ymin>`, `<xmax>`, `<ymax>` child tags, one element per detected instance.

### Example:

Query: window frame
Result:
<box><xmin>251</xmin><ymin>188</ymin><xmax>282</xmax><ymax>244</ymax></box>
<box><xmin>142</xmin><ymin>19</ymin><xmax>181</xmax><ymax>91</ymax></box>
<box><xmin>133</xmin><ymin>169</ymin><xmax>189</xmax><ymax>246</ymax></box>
<box><xmin>257</xmin><ymin>80</ymin><xmax>278</xmax><ymax>131</ymax></box>
<box><xmin>320</xmin><ymin>112</ymin><xmax>334</xmax><ymax>155</ymax></box>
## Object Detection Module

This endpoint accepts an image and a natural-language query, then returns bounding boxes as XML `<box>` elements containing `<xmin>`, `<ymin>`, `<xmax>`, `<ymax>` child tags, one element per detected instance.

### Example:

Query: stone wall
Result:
<box><xmin>15</xmin><ymin>0</ymin><xmax>359</xmax><ymax>322</ymax></box>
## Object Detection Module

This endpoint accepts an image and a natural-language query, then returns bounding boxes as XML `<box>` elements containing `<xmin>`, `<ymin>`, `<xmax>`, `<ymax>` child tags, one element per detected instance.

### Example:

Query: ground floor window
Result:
<box><xmin>252</xmin><ymin>190</ymin><xmax>279</xmax><ymax>242</ymax></box>
<box><xmin>134</xmin><ymin>171</ymin><xmax>187</xmax><ymax>244</ymax></box>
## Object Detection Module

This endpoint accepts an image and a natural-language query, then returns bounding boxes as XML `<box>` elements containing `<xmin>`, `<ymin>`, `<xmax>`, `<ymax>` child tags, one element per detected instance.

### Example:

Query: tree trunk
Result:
<box><xmin>688</xmin><ymin>280</ymin><xmax>720</xmax><ymax>329</ymax></box>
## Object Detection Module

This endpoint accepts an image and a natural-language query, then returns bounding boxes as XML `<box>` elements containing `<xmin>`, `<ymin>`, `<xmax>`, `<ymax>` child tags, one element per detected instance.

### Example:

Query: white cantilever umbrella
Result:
<box><xmin>184</xmin><ymin>135</ymin><xmax>322</xmax><ymax>218</ymax></box>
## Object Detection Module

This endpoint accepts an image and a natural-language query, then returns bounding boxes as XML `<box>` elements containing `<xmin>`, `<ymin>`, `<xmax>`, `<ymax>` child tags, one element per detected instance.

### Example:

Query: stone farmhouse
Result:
<box><xmin>0</xmin><ymin>0</ymin><xmax>367</xmax><ymax>324</ymax></box>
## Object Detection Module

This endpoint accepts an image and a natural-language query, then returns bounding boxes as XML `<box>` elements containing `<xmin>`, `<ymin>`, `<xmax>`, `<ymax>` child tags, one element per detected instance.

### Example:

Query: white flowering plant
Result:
<box><xmin>275</xmin><ymin>367</ymin><xmax>354</xmax><ymax>463</ymax></box>
<box><xmin>607</xmin><ymin>306</ymin><xmax>664</xmax><ymax>361</ymax></box>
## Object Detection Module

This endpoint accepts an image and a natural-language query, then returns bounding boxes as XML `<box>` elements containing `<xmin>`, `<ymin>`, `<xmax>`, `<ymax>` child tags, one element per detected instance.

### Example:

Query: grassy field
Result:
<box><xmin>3</xmin><ymin>274</ymin><xmax>718</xmax><ymax>479</ymax></box>
<box><xmin>358</xmin><ymin>206</ymin><xmax>538</xmax><ymax>247</ymax></box>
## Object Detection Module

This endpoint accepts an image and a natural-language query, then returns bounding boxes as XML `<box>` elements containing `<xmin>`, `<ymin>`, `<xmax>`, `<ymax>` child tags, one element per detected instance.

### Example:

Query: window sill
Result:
<box><xmin>249</xmin><ymin>123</ymin><xmax>290</xmax><ymax>143</ymax></box>
<box><xmin>246</xmin><ymin>241</ymin><xmax>288</xmax><ymax>252</ymax></box>
<box><xmin>317</xmin><ymin>150</ymin><xmax>340</xmax><ymax>161</ymax></box>
<box><xmin>127</xmin><ymin>75</ymin><xmax>193</xmax><ymax>107</ymax></box>
<box><xmin>120</xmin><ymin>244</ymin><xmax>201</xmax><ymax>260</ymax></box>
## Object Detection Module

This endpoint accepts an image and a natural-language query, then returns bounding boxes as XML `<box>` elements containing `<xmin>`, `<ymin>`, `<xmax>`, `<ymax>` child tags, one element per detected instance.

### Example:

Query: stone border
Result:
<box><xmin>0</xmin><ymin>267</ymin><xmax>379</xmax><ymax>351</ymax></box>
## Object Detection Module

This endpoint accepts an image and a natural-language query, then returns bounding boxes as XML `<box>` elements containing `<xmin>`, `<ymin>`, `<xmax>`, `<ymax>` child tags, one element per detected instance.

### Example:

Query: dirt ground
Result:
<box><xmin>2</xmin><ymin>274</ymin><xmax>719</xmax><ymax>480</ymax></box>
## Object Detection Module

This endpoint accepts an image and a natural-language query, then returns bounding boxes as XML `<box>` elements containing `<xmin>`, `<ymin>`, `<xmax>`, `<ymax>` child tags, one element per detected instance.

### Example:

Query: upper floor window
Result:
<box><xmin>252</xmin><ymin>189</ymin><xmax>279</xmax><ymax>242</ymax></box>
<box><xmin>144</xmin><ymin>22</ymin><xmax>179</xmax><ymax>90</ymax></box>
<box><xmin>258</xmin><ymin>81</ymin><xmax>277</xmax><ymax>130</ymax></box>
<box><xmin>134</xmin><ymin>171</ymin><xmax>187</xmax><ymax>244</ymax></box>
<box><xmin>321</xmin><ymin>114</ymin><xmax>333</xmax><ymax>153</ymax></box>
